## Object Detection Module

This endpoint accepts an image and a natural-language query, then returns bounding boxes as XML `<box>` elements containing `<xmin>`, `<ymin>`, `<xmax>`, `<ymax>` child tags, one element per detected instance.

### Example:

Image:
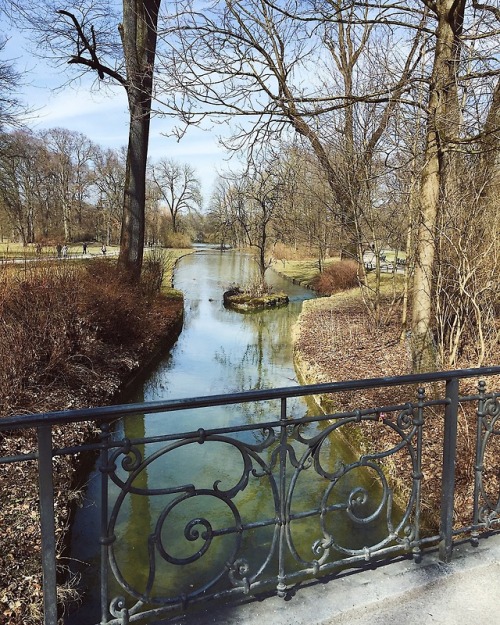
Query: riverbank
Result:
<box><xmin>0</xmin><ymin>255</ymin><xmax>188</xmax><ymax>625</ymax></box>
<box><xmin>272</xmin><ymin>257</ymin><xmax>410</xmax><ymax>392</ymax></box>
<box><xmin>288</xmin><ymin>260</ymin><xmax>500</xmax><ymax>534</ymax></box>
<box><xmin>293</xmin><ymin>290</ymin><xmax>410</xmax><ymax>403</ymax></box>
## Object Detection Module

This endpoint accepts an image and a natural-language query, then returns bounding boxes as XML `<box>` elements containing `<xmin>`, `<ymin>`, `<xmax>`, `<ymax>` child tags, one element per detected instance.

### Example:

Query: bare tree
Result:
<box><xmin>12</xmin><ymin>0</ymin><xmax>161</xmax><ymax>278</ymax></box>
<box><xmin>151</xmin><ymin>158</ymin><xmax>202</xmax><ymax>233</ymax></box>
<box><xmin>226</xmin><ymin>163</ymin><xmax>287</xmax><ymax>282</ymax></box>
<box><xmin>411</xmin><ymin>0</ymin><xmax>500</xmax><ymax>371</ymax></box>
<box><xmin>0</xmin><ymin>131</ymin><xmax>36</xmax><ymax>244</ymax></box>
<box><xmin>92</xmin><ymin>145</ymin><xmax>126</xmax><ymax>244</ymax></box>
<box><xmin>42</xmin><ymin>128</ymin><xmax>94</xmax><ymax>242</ymax></box>
<box><xmin>0</xmin><ymin>37</ymin><xmax>26</xmax><ymax>130</ymax></box>
<box><xmin>207</xmin><ymin>176</ymin><xmax>240</xmax><ymax>249</ymax></box>
<box><xmin>158</xmin><ymin>0</ymin><xmax>424</xmax><ymax>261</ymax></box>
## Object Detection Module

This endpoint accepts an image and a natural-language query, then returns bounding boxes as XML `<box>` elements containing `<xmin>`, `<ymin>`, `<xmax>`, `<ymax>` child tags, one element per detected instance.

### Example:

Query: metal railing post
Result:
<box><xmin>37</xmin><ymin>425</ymin><xmax>58</xmax><ymax>625</ymax></box>
<box><xmin>439</xmin><ymin>377</ymin><xmax>459</xmax><ymax>562</ymax></box>
<box><xmin>100</xmin><ymin>422</ymin><xmax>111</xmax><ymax>625</ymax></box>
<box><xmin>412</xmin><ymin>388</ymin><xmax>425</xmax><ymax>562</ymax></box>
<box><xmin>471</xmin><ymin>380</ymin><xmax>486</xmax><ymax>545</ymax></box>
<box><xmin>277</xmin><ymin>396</ymin><xmax>288</xmax><ymax>598</ymax></box>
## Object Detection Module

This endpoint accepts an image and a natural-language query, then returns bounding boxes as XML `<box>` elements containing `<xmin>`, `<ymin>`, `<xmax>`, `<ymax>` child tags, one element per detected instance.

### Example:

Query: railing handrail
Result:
<box><xmin>3</xmin><ymin>365</ymin><xmax>500</xmax><ymax>625</ymax></box>
<box><xmin>2</xmin><ymin>366</ymin><xmax>500</xmax><ymax>431</ymax></box>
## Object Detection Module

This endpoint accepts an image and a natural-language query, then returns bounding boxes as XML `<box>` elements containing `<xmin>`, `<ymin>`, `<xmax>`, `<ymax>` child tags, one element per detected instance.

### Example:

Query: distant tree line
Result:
<box><xmin>0</xmin><ymin>127</ymin><xmax>202</xmax><ymax>248</ymax></box>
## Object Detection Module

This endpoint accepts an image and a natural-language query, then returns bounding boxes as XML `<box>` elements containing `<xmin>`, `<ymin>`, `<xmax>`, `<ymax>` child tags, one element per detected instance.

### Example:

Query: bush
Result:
<box><xmin>0</xmin><ymin>264</ymin><xmax>84</xmax><ymax>403</ymax></box>
<box><xmin>311</xmin><ymin>260</ymin><xmax>359</xmax><ymax>296</ymax></box>
<box><xmin>163</xmin><ymin>231</ymin><xmax>192</xmax><ymax>249</ymax></box>
<box><xmin>141</xmin><ymin>248</ymin><xmax>175</xmax><ymax>295</ymax></box>
<box><xmin>0</xmin><ymin>260</ymin><xmax>185</xmax><ymax>625</ymax></box>
<box><xmin>0</xmin><ymin>260</ymin><xmax>164</xmax><ymax>414</ymax></box>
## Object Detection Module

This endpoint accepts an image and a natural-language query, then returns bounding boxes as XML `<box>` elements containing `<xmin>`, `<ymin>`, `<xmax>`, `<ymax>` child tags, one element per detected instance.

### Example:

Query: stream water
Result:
<box><xmin>66</xmin><ymin>249</ymin><xmax>391</xmax><ymax>624</ymax></box>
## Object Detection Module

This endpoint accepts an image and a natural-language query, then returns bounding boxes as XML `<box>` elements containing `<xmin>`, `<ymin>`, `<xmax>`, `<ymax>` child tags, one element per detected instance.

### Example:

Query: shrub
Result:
<box><xmin>141</xmin><ymin>248</ymin><xmax>175</xmax><ymax>295</ymax></box>
<box><xmin>0</xmin><ymin>260</ymin><xmax>164</xmax><ymax>414</ymax></box>
<box><xmin>163</xmin><ymin>231</ymin><xmax>192</xmax><ymax>249</ymax></box>
<box><xmin>311</xmin><ymin>260</ymin><xmax>359</xmax><ymax>296</ymax></box>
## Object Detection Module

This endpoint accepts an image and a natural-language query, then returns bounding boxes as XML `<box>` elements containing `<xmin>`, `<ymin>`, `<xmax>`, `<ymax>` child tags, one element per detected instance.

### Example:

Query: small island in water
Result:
<box><xmin>223</xmin><ymin>284</ymin><xmax>289</xmax><ymax>312</ymax></box>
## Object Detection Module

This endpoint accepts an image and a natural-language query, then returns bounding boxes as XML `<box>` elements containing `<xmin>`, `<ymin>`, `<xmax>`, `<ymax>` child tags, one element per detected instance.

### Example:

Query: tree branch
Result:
<box><xmin>57</xmin><ymin>9</ymin><xmax>127</xmax><ymax>87</ymax></box>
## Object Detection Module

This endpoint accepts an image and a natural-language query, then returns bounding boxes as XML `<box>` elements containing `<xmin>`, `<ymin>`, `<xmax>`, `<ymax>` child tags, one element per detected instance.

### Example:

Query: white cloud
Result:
<box><xmin>4</xmin><ymin>25</ymin><xmax>232</xmax><ymax>200</ymax></box>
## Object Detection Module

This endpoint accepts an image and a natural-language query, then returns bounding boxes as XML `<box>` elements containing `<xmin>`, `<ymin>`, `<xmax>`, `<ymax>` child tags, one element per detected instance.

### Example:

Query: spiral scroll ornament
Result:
<box><xmin>104</xmin><ymin>432</ymin><xmax>279</xmax><ymax>608</ymax></box>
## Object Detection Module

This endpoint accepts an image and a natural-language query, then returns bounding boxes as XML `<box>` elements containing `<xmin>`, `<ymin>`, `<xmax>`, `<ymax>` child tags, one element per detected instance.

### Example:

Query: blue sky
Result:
<box><xmin>3</xmin><ymin>26</ymin><xmax>230</xmax><ymax>205</ymax></box>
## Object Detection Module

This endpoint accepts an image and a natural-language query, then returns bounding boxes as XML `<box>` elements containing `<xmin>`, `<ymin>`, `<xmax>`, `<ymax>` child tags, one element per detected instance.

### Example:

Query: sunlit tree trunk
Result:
<box><xmin>411</xmin><ymin>0</ymin><xmax>465</xmax><ymax>372</ymax></box>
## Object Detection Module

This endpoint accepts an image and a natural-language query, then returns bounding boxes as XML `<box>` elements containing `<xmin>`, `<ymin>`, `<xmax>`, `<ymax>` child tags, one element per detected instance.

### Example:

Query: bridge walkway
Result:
<box><xmin>188</xmin><ymin>533</ymin><xmax>500</xmax><ymax>625</ymax></box>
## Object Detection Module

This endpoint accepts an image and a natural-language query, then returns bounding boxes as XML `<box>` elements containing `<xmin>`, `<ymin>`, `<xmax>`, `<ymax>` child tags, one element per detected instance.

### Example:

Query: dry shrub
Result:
<box><xmin>0</xmin><ymin>259</ymin><xmax>184</xmax><ymax>625</ymax></box>
<box><xmin>0</xmin><ymin>264</ymin><xmax>83</xmax><ymax>409</ymax></box>
<box><xmin>0</xmin><ymin>259</ymin><xmax>168</xmax><ymax>415</ymax></box>
<box><xmin>78</xmin><ymin>260</ymin><xmax>146</xmax><ymax>346</ymax></box>
<box><xmin>141</xmin><ymin>248</ymin><xmax>175</xmax><ymax>295</ymax></box>
<box><xmin>311</xmin><ymin>260</ymin><xmax>359</xmax><ymax>295</ymax></box>
<box><xmin>163</xmin><ymin>231</ymin><xmax>192</xmax><ymax>248</ymax></box>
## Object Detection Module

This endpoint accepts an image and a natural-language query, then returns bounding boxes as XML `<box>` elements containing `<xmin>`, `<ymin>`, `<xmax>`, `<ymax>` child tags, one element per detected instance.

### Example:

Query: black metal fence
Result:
<box><xmin>2</xmin><ymin>367</ymin><xmax>500</xmax><ymax>625</ymax></box>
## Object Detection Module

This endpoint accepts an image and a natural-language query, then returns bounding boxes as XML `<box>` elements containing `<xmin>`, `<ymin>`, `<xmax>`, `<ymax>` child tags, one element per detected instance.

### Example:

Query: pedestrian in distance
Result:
<box><xmin>101</xmin><ymin>244</ymin><xmax>106</xmax><ymax>256</ymax></box>
<box><xmin>56</xmin><ymin>243</ymin><xmax>62</xmax><ymax>258</ymax></box>
<box><xmin>62</xmin><ymin>244</ymin><xmax>68</xmax><ymax>258</ymax></box>
<box><xmin>82</xmin><ymin>242</ymin><xmax>87</xmax><ymax>254</ymax></box>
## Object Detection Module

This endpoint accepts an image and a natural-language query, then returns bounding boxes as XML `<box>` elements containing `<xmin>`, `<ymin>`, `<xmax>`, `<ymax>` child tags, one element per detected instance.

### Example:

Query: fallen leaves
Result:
<box><xmin>294</xmin><ymin>293</ymin><xmax>500</xmax><ymax>532</ymax></box>
<box><xmin>0</xmin><ymin>292</ymin><xmax>184</xmax><ymax>625</ymax></box>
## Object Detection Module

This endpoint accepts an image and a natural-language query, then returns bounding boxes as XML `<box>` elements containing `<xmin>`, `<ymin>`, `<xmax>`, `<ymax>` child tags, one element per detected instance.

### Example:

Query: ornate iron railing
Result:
<box><xmin>1</xmin><ymin>367</ymin><xmax>500</xmax><ymax>625</ymax></box>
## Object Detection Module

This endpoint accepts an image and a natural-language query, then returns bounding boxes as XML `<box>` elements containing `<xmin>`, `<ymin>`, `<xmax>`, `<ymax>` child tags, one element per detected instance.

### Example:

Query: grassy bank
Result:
<box><xmin>0</xmin><ymin>251</ymin><xmax>189</xmax><ymax>624</ymax></box>
<box><xmin>271</xmin><ymin>257</ymin><xmax>336</xmax><ymax>287</ymax></box>
<box><xmin>0</xmin><ymin>241</ymin><xmax>120</xmax><ymax>260</ymax></box>
<box><xmin>289</xmin><ymin>258</ymin><xmax>499</xmax><ymax>533</ymax></box>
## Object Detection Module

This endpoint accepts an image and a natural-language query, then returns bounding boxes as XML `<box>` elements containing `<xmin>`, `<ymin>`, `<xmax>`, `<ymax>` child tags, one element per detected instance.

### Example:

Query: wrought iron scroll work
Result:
<box><xmin>284</xmin><ymin>404</ymin><xmax>420</xmax><ymax>570</ymax></box>
<box><xmin>476</xmin><ymin>392</ymin><xmax>500</xmax><ymax>527</ymax></box>
<box><xmin>100</xmin><ymin>397</ymin><xmax>425</xmax><ymax>621</ymax></box>
<box><xmin>102</xmin><ymin>427</ymin><xmax>280</xmax><ymax>613</ymax></box>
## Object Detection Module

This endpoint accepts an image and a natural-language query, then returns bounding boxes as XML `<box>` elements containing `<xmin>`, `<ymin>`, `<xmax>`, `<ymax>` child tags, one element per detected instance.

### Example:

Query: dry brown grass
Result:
<box><xmin>0</xmin><ymin>259</ymin><xmax>184</xmax><ymax>624</ymax></box>
<box><xmin>294</xmin><ymin>289</ymin><xmax>500</xmax><ymax>534</ymax></box>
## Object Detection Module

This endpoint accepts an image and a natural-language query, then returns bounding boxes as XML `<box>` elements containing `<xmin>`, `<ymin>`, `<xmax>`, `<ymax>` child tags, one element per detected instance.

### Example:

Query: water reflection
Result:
<box><xmin>67</xmin><ymin>251</ymin><xmax>316</xmax><ymax>622</ymax></box>
<box><xmin>67</xmin><ymin>251</ymin><xmax>395</xmax><ymax>624</ymax></box>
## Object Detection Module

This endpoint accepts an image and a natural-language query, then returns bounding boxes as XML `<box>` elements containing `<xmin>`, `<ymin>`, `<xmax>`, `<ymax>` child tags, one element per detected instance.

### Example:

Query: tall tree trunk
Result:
<box><xmin>119</xmin><ymin>94</ymin><xmax>149</xmax><ymax>276</ymax></box>
<box><xmin>62</xmin><ymin>197</ymin><xmax>71</xmax><ymax>242</ymax></box>
<box><xmin>479</xmin><ymin>78</ymin><xmax>500</xmax><ymax>205</ymax></box>
<box><xmin>118</xmin><ymin>0</ymin><xmax>161</xmax><ymax>280</ymax></box>
<box><xmin>411</xmin><ymin>0</ymin><xmax>465</xmax><ymax>372</ymax></box>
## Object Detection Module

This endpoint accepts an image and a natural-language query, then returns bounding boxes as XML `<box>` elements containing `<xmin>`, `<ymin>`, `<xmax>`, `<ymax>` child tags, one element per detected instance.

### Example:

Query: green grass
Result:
<box><xmin>380</xmin><ymin>249</ymin><xmax>407</xmax><ymax>263</ymax></box>
<box><xmin>0</xmin><ymin>242</ymin><xmax>120</xmax><ymax>259</ymax></box>
<box><xmin>273</xmin><ymin>256</ymin><xmax>405</xmax><ymax>310</ymax></box>
<box><xmin>159</xmin><ymin>248</ymin><xmax>194</xmax><ymax>297</ymax></box>
<box><xmin>367</xmin><ymin>270</ymin><xmax>406</xmax><ymax>292</ymax></box>
<box><xmin>272</xmin><ymin>257</ymin><xmax>338</xmax><ymax>285</ymax></box>
<box><xmin>0</xmin><ymin>243</ymin><xmax>193</xmax><ymax>265</ymax></box>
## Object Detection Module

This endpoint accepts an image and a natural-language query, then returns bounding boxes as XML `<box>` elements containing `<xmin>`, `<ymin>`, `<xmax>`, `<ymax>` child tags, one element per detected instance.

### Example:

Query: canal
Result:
<box><xmin>66</xmin><ymin>249</ymin><xmax>390</xmax><ymax>624</ymax></box>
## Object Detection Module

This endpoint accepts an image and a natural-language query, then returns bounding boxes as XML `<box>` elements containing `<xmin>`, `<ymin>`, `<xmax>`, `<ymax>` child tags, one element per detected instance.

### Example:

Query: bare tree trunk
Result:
<box><xmin>479</xmin><ymin>78</ymin><xmax>500</xmax><ymax>205</ymax></box>
<box><xmin>119</xmin><ymin>94</ymin><xmax>149</xmax><ymax>277</ymax></box>
<box><xmin>62</xmin><ymin>197</ymin><xmax>71</xmax><ymax>242</ymax></box>
<box><xmin>411</xmin><ymin>0</ymin><xmax>465</xmax><ymax>372</ymax></box>
<box><xmin>117</xmin><ymin>0</ymin><xmax>161</xmax><ymax>280</ymax></box>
